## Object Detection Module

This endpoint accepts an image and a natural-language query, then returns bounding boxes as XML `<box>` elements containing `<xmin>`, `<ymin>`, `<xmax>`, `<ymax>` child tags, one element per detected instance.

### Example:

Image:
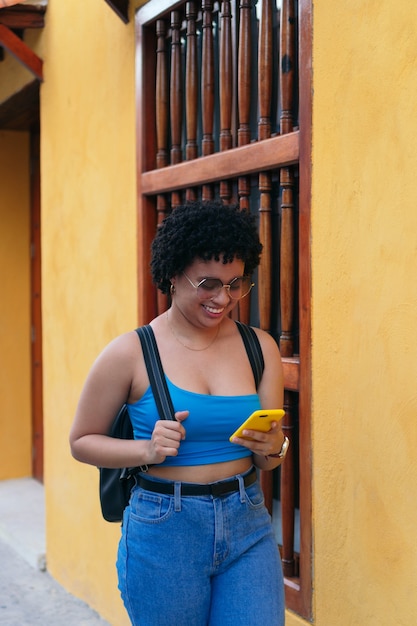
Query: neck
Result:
<box><xmin>166</xmin><ymin>310</ymin><xmax>219</xmax><ymax>352</ymax></box>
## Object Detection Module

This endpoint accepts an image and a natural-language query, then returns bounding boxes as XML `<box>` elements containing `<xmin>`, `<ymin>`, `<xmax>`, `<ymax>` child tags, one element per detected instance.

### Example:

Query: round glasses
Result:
<box><xmin>182</xmin><ymin>272</ymin><xmax>254</xmax><ymax>300</ymax></box>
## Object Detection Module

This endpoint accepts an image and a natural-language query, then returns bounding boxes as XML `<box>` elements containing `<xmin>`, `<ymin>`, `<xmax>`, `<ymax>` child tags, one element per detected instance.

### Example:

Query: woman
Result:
<box><xmin>70</xmin><ymin>201</ymin><xmax>288</xmax><ymax>626</ymax></box>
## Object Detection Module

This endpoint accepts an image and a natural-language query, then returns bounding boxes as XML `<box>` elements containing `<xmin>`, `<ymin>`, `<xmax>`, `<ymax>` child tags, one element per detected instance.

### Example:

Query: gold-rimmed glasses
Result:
<box><xmin>182</xmin><ymin>272</ymin><xmax>254</xmax><ymax>300</ymax></box>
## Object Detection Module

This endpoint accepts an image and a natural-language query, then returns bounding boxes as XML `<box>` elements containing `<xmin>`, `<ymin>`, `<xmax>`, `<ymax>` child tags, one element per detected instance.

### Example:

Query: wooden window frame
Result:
<box><xmin>135</xmin><ymin>0</ymin><xmax>312</xmax><ymax>618</ymax></box>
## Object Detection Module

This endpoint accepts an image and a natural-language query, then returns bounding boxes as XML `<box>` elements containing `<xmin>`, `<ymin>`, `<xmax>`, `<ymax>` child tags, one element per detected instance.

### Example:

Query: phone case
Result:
<box><xmin>229</xmin><ymin>409</ymin><xmax>285</xmax><ymax>442</ymax></box>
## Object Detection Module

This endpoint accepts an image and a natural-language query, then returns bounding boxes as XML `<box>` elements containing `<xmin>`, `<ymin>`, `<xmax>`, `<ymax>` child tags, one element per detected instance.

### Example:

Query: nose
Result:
<box><xmin>213</xmin><ymin>285</ymin><xmax>232</xmax><ymax>304</ymax></box>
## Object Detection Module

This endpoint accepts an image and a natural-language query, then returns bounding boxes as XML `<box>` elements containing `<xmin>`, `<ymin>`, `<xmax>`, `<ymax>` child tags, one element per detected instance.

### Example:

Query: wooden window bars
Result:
<box><xmin>135</xmin><ymin>0</ymin><xmax>312</xmax><ymax>618</ymax></box>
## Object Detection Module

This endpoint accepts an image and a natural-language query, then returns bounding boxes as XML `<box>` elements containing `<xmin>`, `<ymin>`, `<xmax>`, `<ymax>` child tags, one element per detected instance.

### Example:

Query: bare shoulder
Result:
<box><xmin>87</xmin><ymin>329</ymin><xmax>144</xmax><ymax>382</ymax></box>
<box><xmin>99</xmin><ymin>329</ymin><xmax>141</xmax><ymax>358</ymax></box>
<box><xmin>250</xmin><ymin>326</ymin><xmax>283</xmax><ymax>407</ymax></box>
<box><xmin>250</xmin><ymin>326</ymin><xmax>281</xmax><ymax>360</ymax></box>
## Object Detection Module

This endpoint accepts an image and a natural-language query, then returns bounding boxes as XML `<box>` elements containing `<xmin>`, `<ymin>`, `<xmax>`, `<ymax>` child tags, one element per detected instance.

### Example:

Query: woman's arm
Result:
<box><xmin>232</xmin><ymin>328</ymin><xmax>287</xmax><ymax>470</ymax></box>
<box><xmin>69</xmin><ymin>331</ymin><xmax>187</xmax><ymax>468</ymax></box>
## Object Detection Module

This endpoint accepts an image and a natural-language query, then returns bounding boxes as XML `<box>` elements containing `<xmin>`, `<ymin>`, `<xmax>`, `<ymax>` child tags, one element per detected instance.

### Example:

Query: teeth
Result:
<box><xmin>204</xmin><ymin>304</ymin><xmax>224</xmax><ymax>314</ymax></box>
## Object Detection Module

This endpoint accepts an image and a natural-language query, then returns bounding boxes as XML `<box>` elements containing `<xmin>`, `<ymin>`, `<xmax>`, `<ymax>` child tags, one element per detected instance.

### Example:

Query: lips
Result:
<box><xmin>203</xmin><ymin>303</ymin><xmax>225</xmax><ymax>315</ymax></box>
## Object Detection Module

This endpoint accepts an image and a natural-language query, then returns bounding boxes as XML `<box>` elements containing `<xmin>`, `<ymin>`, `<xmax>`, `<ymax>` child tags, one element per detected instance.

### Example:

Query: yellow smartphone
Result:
<box><xmin>229</xmin><ymin>409</ymin><xmax>285</xmax><ymax>442</ymax></box>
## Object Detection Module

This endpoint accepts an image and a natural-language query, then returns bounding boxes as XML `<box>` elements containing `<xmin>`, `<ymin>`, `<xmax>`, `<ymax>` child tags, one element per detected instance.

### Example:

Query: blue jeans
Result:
<box><xmin>117</xmin><ymin>469</ymin><xmax>285</xmax><ymax>626</ymax></box>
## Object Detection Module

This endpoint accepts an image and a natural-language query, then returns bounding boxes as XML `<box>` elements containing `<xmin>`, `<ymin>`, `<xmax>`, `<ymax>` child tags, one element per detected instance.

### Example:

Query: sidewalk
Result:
<box><xmin>0</xmin><ymin>478</ymin><xmax>110</xmax><ymax>626</ymax></box>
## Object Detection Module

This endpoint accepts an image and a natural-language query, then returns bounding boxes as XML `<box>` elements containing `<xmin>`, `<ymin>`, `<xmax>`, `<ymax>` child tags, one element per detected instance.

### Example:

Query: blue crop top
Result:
<box><xmin>126</xmin><ymin>377</ymin><xmax>262</xmax><ymax>466</ymax></box>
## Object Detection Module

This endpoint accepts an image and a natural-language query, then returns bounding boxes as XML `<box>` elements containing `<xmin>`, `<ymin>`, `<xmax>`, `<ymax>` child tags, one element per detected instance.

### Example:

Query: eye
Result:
<box><xmin>229</xmin><ymin>278</ymin><xmax>243</xmax><ymax>291</ymax></box>
<box><xmin>199</xmin><ymin>278</ymin><xmax>222</xmax><ymax>291</ymax></box>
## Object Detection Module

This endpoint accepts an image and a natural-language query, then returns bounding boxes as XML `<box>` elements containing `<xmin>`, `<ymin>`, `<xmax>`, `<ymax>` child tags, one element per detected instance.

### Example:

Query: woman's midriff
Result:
<box><xmin>146</xmin><ymin>457</ymin><xmax>253</xmax><ymax>484</ymax></box>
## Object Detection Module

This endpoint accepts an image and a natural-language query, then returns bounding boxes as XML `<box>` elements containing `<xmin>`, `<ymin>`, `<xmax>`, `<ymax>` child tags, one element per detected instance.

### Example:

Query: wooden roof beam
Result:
<box><xmin>0</xmin><ymin>5</ymin><xmax>46</xmax><ymax>29</ymax></box>
<box><xmin>104</xmin><ymin>0</ymin><xmax>129</xmax><ymax>23</ymax></box>
<box><xmin>0</xmin><ymin>23</ymin><xmax>43</xmax><ymax>80</ymax></box>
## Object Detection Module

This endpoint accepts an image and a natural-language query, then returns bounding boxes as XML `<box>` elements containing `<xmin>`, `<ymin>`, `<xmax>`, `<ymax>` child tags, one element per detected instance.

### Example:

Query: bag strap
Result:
<box><xmin>136</xmin><ymin>325</ymin><xmax>176</xmax><ymax>421</ymax></box>
<box><xmin>235</xmin><ymin>321</ymin><xmax>265</xmax><ymax>390</ymax></box>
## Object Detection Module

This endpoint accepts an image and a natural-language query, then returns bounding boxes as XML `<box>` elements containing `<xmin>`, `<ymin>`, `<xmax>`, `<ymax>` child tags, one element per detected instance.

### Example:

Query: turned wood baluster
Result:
<box><xmin>219</xmin><ymin>0</ymin><xmax>233</xmax><ymax>203</ymax></box>
<box><xmin>279</xmin><ymin>167</ymin><xmax>295</xmax><ymax>356</ymax></box>
<box><xmin>257</xmin><ymin>0</ymin><xmax>273</xmax><ymax>332</ymax></box>
<box><xmin>280</xmin><ymin>167</ymin><xmax>297</xmax><ymax>568</ymax></box>
<box><xmin>156</xmin><ymin>19</ymin><xmax>169</xmax><ymax>173</ymax></box>
<box><xmin>280</xmin><ymin>0</ymin><xmax>296</xmax><ymax>577</ymax></box>
<box><xmin>257</xmin><ymin>0</ymin><xmax>274</xmax><ymax>506</ymax></box>
<box><xmin>185</xmin><ymin>1</ymin><xmax>198</xmax><ymax>202</ymax></box>
<box><xmin>280</xmin><ymin>0</ymin><xmax>295</xmax><ymax>136</ymax></box>
<box><xmin>237</xmin><ymin>0</ymin><xmax>252</xmax><ymax>178</ymax></box>
<box><xmin>201</xmin><ymin>0</ymin><xmax>214</xmax><ymax>201</ymax></box>
<box><xmin>170</xmin><ymin>9</ymin><xmax>183</xmax><ymax>208</ymax></box>
<box><xmin>237</xmin><ymin>0</ymin><xmax>253</xmax><ymax>325</ymax></box>
<box><xmin>156</xmin><ymin>18</ymin><xmax>169</xmax><ymax>315</ymax></box>
<box><xmin>281</xmin><ymin>390</ymin><xmax>296</xmax><ymax>577</ymax></box>
<box><xmin>279</xmin><ymin>0</ymin><xmax>295</xmax><ymax>357</ymax></box>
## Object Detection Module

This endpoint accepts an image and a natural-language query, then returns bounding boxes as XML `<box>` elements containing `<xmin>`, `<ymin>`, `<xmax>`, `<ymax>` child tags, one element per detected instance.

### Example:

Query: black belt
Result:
<box><xmin>137</xmin><ymin>467</ymin><xmax>257</xmax><ymax>498</ymax></box>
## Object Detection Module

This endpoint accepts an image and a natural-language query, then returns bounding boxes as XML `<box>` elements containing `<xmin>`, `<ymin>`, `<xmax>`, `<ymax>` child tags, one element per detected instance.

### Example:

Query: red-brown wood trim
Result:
<box><xmin>288</xmin><ymin>0</ymin><xmax>313</xmax><ymax>619</ymax></box>
<box><xmin>0</xmin><ymin>5</ymin><xmax>46</xmax><ymax>29</ymax></box>
<box><xmin>0</xmin><ymin>23</ymin><xmax>43</xmax><ymax>80</ymax></box>
<box><xmin>140</xmin><ymin>132</ymin><xmax>299</xmax><ymax>195</ymax></box>
<box><xmin>136</xmin><ymin>13</ymin><xmax>158</xmax><ymax>325</ymax></box>
<box><xmin>30</xmin><ymin>131</ymin><xmax>43</xmax><ymax>482</ymax></box>
<box><xmin>104</xmin><ymin>0</ymin><xmax>129</xmax><ymax>23</ymax></box>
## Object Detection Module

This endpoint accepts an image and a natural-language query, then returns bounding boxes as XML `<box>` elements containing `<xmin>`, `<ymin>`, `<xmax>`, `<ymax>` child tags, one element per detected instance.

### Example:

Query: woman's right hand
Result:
<box><xmin>147</xmin><ymin>410</ymin><xmax>189</xmax><ymax>463</ymax></box>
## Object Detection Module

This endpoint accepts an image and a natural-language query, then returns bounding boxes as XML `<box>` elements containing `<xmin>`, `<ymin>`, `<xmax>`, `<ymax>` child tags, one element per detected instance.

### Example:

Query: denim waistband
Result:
<box><xmin>136</xmin><ymin>466</ymin><xmax>257</xmax><ymax>498</ymax></box>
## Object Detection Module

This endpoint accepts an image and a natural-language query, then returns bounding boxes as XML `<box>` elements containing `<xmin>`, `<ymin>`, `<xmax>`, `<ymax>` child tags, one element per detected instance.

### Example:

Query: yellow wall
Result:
<box><xmin>309</xmin><ymin>1</ymin><xmax>417</xmax><ymax>625</ymax></box>
<box><xmin>0</xmin><ymin>131</ymin><xmax>31</xmax><ymax>479</ymax></box>
<box><xmin>40</xmin><ymin>1</ymin><xmax>138</xmax><ymax>624</ymax></box>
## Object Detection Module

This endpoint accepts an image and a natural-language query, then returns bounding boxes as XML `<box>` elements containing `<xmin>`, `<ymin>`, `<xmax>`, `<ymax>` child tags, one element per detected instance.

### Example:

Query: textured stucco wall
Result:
<box><xmin>40</xmin><ymin>1</ymin><xmax>138</xmax><ymax>624</ymax></box>
<box><xmin>310</xmin><ymin>1</ymin><xmax>417</xmax><ymax>624</ymax></box>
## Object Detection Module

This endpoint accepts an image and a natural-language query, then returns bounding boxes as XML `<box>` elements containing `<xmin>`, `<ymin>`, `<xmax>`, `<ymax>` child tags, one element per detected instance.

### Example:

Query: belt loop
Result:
<box><xmin>237</xmin><ymin>474</ymin><xmax>246</xmax><ymax>503</ymax></box>
<box><xmin>174</xmin><ymin>481</ymin><xmax>182</xmax><ymax>511</ymax></box>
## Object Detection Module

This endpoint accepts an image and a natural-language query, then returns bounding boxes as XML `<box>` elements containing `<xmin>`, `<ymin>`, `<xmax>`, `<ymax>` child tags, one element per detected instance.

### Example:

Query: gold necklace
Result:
<box><xmin>166</xmin><ymin>311</ymin><xmax>219</xmax><ymax>352</ymax></box>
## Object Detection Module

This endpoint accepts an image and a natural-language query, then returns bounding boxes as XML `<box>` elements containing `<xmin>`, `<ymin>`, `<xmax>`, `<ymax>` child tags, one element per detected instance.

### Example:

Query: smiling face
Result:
<box><xmin>171</xmin><ymin>256</ymin><xmax>245</xmax><ymax>329</ymax></box>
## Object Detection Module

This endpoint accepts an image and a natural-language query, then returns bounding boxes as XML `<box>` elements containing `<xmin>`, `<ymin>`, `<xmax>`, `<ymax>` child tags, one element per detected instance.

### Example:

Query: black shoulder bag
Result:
<box><xmin>99</xmin><ymin>322</ymin><xmax>264</xmax><ymax>523</ymax></box>
<box><xmin>99</xmin><ymin>325</ymin><xmax>175</xmax><ymax>522</ymax></box>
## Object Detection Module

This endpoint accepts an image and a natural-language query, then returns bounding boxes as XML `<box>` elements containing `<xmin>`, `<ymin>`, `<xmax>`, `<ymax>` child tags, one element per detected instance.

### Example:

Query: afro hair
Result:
<box><xmin>151</xmin><ymin>201</ymin><xmax>263</xmax><ymax>294</ymax></box>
